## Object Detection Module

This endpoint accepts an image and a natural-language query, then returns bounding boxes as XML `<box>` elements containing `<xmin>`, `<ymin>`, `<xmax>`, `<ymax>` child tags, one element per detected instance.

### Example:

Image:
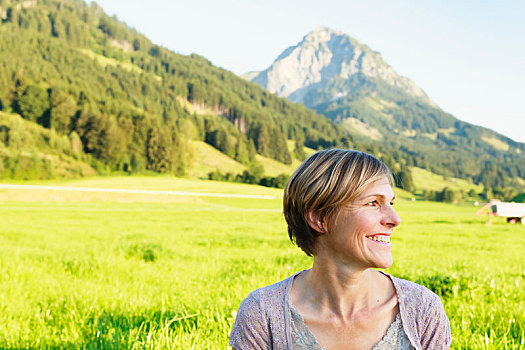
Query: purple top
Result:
<box><xmin>230</xmin><ymin>271</ymin><xmax>452</xmax><ymax>349</ymax></box>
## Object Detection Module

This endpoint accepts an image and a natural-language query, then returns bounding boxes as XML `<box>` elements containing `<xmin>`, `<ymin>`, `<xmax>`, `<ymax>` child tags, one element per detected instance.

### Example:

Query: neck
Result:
<box><xmin>301</xmin><ymin>256</ymin><xmax>379</xmax><ymax>319</ymax></box>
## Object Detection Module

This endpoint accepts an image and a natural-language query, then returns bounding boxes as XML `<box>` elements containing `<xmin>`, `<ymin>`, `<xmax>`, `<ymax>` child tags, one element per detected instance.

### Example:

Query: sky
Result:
<box><xmin>94</xmin><ymin>0</ymin><xmax>525</xmax><ymax>143</ymax></box>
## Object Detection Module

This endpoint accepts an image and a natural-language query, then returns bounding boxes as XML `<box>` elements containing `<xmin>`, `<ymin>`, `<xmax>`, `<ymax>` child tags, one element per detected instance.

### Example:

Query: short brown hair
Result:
<box><xmin>283</xmin><ymin>149</ymin><xmax>393</xmax><ymax>256</ymax></box>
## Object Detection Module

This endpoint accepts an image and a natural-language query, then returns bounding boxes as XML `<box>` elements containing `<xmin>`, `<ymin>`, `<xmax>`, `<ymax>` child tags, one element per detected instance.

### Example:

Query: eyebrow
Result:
<box><xmin>360</xmin><ymin>194</ymin><xmax>396</xmax><ymax>201</ymax></box>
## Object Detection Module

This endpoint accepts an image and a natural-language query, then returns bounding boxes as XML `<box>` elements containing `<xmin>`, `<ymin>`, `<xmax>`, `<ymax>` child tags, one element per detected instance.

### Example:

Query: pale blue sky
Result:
<box><xmin>93</xmin><ymin>0</ymin><xmax>525</xmax><ymax>143</ymax></box>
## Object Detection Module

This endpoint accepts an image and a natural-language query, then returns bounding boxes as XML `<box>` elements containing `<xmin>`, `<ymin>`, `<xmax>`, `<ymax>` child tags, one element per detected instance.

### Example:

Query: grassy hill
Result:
<box><xmin>0</xmin><ymin>112</ymin><xmax>94</xmax><ymax>179</ymax></box>
<box><xmin>412</xmin><ymin>167</ymin><xmax>483</xmax><ymax>193</ymax></box>
<box><xmin>188</xmin><ymin>141</ymin><xmax>247</xmax><ymax>178</ymax></box>
<box><xmin>255</xmin><ymin>140</ymin><xmax>317</xmax><ymax>177</ymax></box>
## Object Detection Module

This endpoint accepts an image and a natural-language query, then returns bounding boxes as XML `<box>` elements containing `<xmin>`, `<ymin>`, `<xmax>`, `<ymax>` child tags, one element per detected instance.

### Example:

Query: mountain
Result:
<box><xmin>254</xmin><ymin>27</ymin><xmax>433</xmax><ymax>107</ymax></box>
<box><xmin>249</xmin><ymin>27</ymin><xmax>525</xmax><ymax>190</ymax></box>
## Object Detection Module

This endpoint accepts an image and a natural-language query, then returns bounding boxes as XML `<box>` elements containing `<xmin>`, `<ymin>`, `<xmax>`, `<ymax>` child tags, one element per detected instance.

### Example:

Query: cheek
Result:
<box><xmin>330</xmin><ymin>209</ymin><xmax>378</xmax><ymax>238</ymax></box>
<box><xmin>349</xmin><ymin>212</ymin><xmax>377</xmax><ymax>232</ymax></box>
<box><xmin>336</xmin><ymin>218</ymin><xmax>373</xmax><ymax>244</ymax></box>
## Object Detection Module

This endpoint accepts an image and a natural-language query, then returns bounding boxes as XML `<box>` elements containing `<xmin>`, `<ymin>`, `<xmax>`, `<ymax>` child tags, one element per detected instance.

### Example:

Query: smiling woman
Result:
<box><xmin>230</xmin><ymin>149</ymin><xmax>451</xmax><ymax>350</ymax></box>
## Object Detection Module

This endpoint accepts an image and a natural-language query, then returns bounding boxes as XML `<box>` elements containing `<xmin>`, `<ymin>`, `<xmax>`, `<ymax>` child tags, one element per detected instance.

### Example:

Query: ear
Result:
<box><xmin>305</xmin><ymin>210</ymin><xmax>326</xmax><ymax>233</ymax></box>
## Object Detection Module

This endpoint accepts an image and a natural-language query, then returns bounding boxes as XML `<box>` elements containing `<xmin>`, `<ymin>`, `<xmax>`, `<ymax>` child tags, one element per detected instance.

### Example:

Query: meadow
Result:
<box><xmin>0</xmin><ymin>176</ymin><xmax>523</xmax><ymax>349</ymax></box>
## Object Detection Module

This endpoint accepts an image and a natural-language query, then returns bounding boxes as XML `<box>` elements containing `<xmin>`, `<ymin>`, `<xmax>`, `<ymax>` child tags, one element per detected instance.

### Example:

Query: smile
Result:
<box><xmin>366</xmin><ymin>235</ymin><xmax>391</xmax><ymax>245</ymax></box>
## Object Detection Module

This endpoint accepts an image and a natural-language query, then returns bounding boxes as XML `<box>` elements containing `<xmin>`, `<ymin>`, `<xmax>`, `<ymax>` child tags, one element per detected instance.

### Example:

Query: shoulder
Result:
<box><xmin>234</xmin><ymin>275</ymin><xmax>291</xmax><ymax>322</ymax></box>
<box><xmin>229</xmin><ymin>274</ymin><xmax>295</xmax><ymax>349</ymax></box>
<box><xmin>389</xmin><ymin>275</ymin><xmax>452</xmax><ymax>349</ymax></box>
<box><xmin>391</xmin><ymin>275</ymin><xmax>442</xmax><ymax>308</ymax></box>
<box><xmin>251</xmin><ymin>274</ymin><xmax>292</xmax><ymax>306</ymax></box>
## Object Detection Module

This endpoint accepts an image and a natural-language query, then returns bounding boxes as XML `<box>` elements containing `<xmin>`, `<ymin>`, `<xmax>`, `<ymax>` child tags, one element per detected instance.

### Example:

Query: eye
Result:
<box><xmin>366</xmin><ymin>200</ymin><xmax>378</xmax><ymax>206</ymax></box>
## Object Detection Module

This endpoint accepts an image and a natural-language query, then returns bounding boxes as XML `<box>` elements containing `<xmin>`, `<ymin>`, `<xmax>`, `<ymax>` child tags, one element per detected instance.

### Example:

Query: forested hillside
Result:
<box><xmin>0</xmin><ymin>0</ymin><xmax>346</xmax><ymax>178</ymax></box>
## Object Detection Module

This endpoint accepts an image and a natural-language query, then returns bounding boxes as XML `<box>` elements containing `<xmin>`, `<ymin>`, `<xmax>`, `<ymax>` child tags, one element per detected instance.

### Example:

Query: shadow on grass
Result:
<box><xmin>74</xmin><ymin>309</ymin><xmax>198</xmax><ymax>349</ymax></box>
<box><xmin>398</xmin><ymin>274</ymin><xmax>471</xmax><ymax>299</ymax></box>
<box><xmin>431</xmin><ymin>220</ymin><xmax>455</xmax><ymax>224</ymax></box>
<box><xmin>0</xmin><ymin>308</ymin><xmax>200</xmax><ymax>349</ymax></box>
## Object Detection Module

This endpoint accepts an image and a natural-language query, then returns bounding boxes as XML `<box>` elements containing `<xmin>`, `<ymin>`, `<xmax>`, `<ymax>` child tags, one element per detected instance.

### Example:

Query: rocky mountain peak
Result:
<box><xmin>252</xmin><ymin>27</ymin><xmax>433</xmax><ymax>106</ymax></box>
<box><xmin>302</xmin><ymin>26</ymin><xmax>343</xmax><ymax>43</ymax></box>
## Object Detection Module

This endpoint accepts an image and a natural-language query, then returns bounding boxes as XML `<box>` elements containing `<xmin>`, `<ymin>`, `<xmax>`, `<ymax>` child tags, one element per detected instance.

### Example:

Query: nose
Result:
<box><xmin>381</xmin><ymin>204</ymin><xmax>401</xmax><ymax>228</ymax></box>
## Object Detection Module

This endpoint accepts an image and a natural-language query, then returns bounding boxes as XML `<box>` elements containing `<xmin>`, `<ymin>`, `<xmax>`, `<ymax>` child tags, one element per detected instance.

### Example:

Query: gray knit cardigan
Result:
<box><xmin>230</xmin><ymin>271</ymin><xmax>452</xmax><ymax>349</ymax></box>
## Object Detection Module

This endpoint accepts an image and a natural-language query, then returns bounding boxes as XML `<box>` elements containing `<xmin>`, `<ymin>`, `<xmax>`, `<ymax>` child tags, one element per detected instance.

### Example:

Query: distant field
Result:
<box><xmin>0</xmin><ymin>177</ymin><xmax>523</xmax><ymax>349</ymax></box>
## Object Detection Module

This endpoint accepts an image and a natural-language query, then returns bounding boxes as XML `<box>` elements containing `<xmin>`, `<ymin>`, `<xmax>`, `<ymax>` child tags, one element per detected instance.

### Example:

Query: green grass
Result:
<box><xmin>254</xmin><ymin>141</ymin><xmax>317</xmax><ymax>177</ymax></box>
<box><xmin>255</xmin><ymin>154</ymin><xmax>296</xmax><ymax>176</ymax></box>
<box><xmin>0</xmin><ymin>177</ymin><xmax>523</xmax><ymax>349</ymax></box>
<box><xmin>77</xmin><ymin>49</ymin><xmax>160</xmax><ymax>81</ymax></box>
<box><xmin>188</xmin><ymin>141</ymin><xmax>248</xmax><ymax>178</ymax></box>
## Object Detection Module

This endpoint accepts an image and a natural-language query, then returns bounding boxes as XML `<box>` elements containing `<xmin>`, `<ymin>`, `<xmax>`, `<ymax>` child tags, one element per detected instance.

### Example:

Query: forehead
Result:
<box><xmin>357</xmin><ymin>178</ymin><xmax>395</xmax><ymax>199</ymax></box>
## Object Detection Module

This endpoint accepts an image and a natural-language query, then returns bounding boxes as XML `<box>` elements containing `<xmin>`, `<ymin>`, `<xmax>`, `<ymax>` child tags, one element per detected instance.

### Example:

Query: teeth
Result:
<box><xmin>369</xmin><ymin>235</ymin><xmax>390</xmax><ymax>243</ymax></box>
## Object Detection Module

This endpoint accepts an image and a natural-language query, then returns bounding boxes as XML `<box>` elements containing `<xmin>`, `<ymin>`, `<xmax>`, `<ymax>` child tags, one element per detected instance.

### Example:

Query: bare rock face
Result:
<box><xmin>253</xmin><ymin>27</ymin><xmax>433</xmax><ymax>106</ymax></box>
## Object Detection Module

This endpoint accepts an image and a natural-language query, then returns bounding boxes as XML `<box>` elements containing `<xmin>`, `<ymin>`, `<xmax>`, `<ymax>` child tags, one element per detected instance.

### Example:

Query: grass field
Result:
<box><xmin>0</xmin><ymin>176</ymin><xmax>523</xmax><ymax>349</ymax></box>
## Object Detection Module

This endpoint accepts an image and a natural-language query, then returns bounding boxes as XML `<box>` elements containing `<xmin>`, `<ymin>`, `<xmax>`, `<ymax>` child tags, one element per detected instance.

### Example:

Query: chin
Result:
<box><xmin>373</xmin><ymin>257</ymin><xmax>393</xmax><ymax>269</ymax></box>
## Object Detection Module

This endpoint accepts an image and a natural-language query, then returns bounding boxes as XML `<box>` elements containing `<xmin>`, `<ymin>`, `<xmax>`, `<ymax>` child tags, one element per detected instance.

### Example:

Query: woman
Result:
<box><xmin>230</xmin><ymin>149</ymin><xmax>451</xmax><ymax>349</ymax></box>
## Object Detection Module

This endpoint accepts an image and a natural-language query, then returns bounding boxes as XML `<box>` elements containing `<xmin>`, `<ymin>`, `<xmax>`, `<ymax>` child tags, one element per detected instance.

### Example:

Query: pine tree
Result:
<box><xmin>17</xmin><ymin>85</ymin><xmax>50</xmax><ymax>123</ymax></box>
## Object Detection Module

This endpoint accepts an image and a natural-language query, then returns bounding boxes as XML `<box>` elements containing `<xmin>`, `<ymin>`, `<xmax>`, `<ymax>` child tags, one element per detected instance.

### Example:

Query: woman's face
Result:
<box><xmin>318</xmin><ymin>177</ymin><xmax>401</xmax><ymax>270</ymax></box>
